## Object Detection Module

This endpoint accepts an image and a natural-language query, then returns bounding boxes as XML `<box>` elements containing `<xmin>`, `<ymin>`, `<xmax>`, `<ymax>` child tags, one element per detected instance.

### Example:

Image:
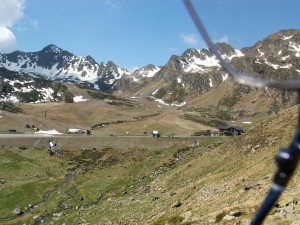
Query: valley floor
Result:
<box><xmin>1</xmin><ymin>106</ymin><xmax>300</xmax><ymax>225</ymax></box>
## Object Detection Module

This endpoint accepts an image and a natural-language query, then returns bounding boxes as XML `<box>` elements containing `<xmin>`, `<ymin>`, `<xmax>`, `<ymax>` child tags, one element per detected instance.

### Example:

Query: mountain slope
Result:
<box><xmin>147</xmin><ymin>105</ymin><xmax>300</xmax><ymax>225</ymax></box>
<box><xmin>0</xmin><ymin>44</ymin><xmax>130</xmax><ymax>92</ymax></box>
<box><xmin>143</xmin><ymin>29</ymin><xmax>299</xmax><ymax>99</ymax></box>
<box><xmin>1</xmin><ymin>102</ymin><xmax>298</xmax><ymax>225</ymax></box>
<box><xmin>0</xmin><ymin>29</ymin><xmax>300</xmax><ymax>118</ymax></box>
<box><xmin>0</xmin><ymin>67</ymin><xmax>74</xmax><ymax>103</ymax></box>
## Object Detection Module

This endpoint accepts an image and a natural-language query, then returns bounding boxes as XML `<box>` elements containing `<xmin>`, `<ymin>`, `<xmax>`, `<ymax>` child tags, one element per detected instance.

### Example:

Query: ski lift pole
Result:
<box><xmin>251</xmin><ymin>90</ymin><xmax>300</xmax><ymax>224</ymax></box>
<box><xmin>181</xmin><ymin>1</ymin><xmax>300</xmax><ymax>223</ymax></box>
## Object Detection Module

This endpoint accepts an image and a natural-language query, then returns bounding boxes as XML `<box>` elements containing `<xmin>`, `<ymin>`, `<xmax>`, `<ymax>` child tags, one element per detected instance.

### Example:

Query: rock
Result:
<box><xmin>293</xmin><ymin>198</ymin><xmax>300</xmax><ymax>205</ymax></box>
<box><xmin>244</xmin><ymin>183</ymin><xmax>254</xmax><ymax>191</ymax></box>
<box><xmin>32</xmin><ymin>215</ymin><xmax>40</xmax><ymax>220</ymax></box>
<box><xmin>0</xmin><ymin>177</ymin><xmax>6</xmax><ymax>184</ymax></box>
<box><xmin>272</xmin><ymin>212</ymin><xmax>285</xmax><ymax>221</ymax></box>
<box><xmin>172</xmin><ymin>200</ymin><xmax>182</xmax><ymax>208</ymax></box>
<box><xmin>273</xmin><ymin>202</ymin><xmax>280</xmax><ymax>208</ymax></box>
<box><xmin>292</xmin><ymin>215</ymin><xmax>300</xmax><ymax>221</ymax></box>
<box><xmin>53</xmin><ymin>212</ymin><xmax>62</xmax><ymax>217</ymax></box>
<box><xmin>152</xmin><ymin>196</ymin><xmax>159</xmax><ymax>201</ymax></box>
<box><xmin>215</xmin><ymin>212</ymin><xmax>226</xmax><ymax>223</ymax></box>
<box><xmin>223</xmin><ymin>215</ymin><xmax>237</xmax><ymax>221</ymax></box>
<box><xmin>230</xmin><ymin>211</ymin><xmax>242</xmax><ymax>217</ymax></box>
<box><xmin>208</xmin><ymin>218</ymin><xmax>215</xmax><ymax>223</ymax></box>
<box><xmin>183</xmin><ymin>211</ymin><xmax>192</xmax><ymax>221</ymax></box>
<box><xmin>13</xmin><ymin>207</ymin><xmax>23</xmax><ymax>215</ymax></box>
<box><xmin>280</xmin><ymin>205</ymin><xmax>294</xmax><ymax>214</ymax></box>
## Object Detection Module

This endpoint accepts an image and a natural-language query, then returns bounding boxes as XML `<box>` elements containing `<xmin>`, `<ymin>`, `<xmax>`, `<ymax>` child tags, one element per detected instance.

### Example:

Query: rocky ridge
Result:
<box><xmin>0</xmin><ymin>29</ymin><xmax>300</xmax><ymax>113</ymax></box>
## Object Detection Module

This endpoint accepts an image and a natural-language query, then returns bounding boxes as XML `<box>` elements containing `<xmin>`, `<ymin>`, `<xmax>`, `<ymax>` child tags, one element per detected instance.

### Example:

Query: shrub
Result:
<box><xmin>0</xmin><ymin>102</ymin><xmax>22</xmax><ymax>113</ymax></box>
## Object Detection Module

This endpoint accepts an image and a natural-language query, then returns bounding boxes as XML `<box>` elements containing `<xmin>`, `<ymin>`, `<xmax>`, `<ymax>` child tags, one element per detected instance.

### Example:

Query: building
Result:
<box><xmin>218</xmin><ymin>126</ymin><xmax>244</xmax><ymax>136</ymax></box>
<box><xmin>152</xmin><ymin>130</ymin><xmax>161</xmax><ymax>138</ymax></box>
<box><xmin>66</xmin><ymin>128</ymin><xmax>91</xmax><ymax>135</ymax></box>
<box><xmin>191</xmin><ymin>130</ymin><xmax>219</xmax><ymax>136</ymax></box>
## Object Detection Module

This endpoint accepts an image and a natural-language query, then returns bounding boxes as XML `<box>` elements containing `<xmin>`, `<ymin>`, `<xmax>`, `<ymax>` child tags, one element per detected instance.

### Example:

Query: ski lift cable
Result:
<box><xmin>183</xmin><ymin>0</ymin><xmax>300</xmax><ymax>224</ymax></box>
<box><xmin>182</xmin><ymin>0</ymin><xmax>300</xmax><ymax>90</ymax></box>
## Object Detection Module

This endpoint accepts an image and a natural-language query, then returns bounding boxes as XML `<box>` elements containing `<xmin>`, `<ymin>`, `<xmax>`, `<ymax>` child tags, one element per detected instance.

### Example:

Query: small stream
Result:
<box><xmin>33</xmin><ymin>165</ymin><xmax>135</xmax><ymax>224</ymax></box>
<box><xmin>0</xmin><ymin>165</ymin><xmax>84</xmax><ymax>224</ymax></box>
<box><xmin>0</xmin><ymin>145</ymin><xmax>187</xmax><ymax>224</ymax></box>
<box><xmin>33</xmin><ymin>166</ymin><xmax>84</xmax><ymax>224</ymax></box>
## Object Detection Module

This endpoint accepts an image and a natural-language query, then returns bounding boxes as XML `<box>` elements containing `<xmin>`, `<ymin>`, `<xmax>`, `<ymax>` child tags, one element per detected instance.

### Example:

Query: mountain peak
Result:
<box><xmin>142</xmin><ymin>64</ymin><xmax>159</xmax><ymax>70</ymax></box>
<box><xmin>214</xmin><ymin>42</ymin><xmax>236</xmax><ymax>55</ymax></box>
<box><xmin>0</xmin><ymin>44</ymin><xmax>129</xmax><ymax>91</ymax></box>
<box><xmin>42</xmin><ymin>44</ymin><xmax>64</xmax><ymax>54</ymax></box>
<box><xmin>107</xmin><ymin>61</ymin><xmax>117</xmax><ymax>67</ymax></box>
<box><xmin>85</xmin><ymin>55</ymin><xmax>97</xmax><ymax>64</ymax></box>
<box><xmin>130</xmin><ymin>64</ymin><xmax>161</xmax><ymax>79</ymax></box>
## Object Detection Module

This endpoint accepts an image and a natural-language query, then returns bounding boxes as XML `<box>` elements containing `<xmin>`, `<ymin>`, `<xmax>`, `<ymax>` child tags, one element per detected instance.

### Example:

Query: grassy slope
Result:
<box><xmin>148</xmin><ymin>106</ymin><xmax>300</xmax><ymax>225</ymax></box>
<box><xmin>0</xmin><ymin>84</ymin><xmax>219</xmax><ymax>136</ymax></box>
<box><xmin>184</xmin><ymin>79</ymin><xmax>275</xmax><ymax>115</ymax></box>
<box><xmin>1</xmin><ymin>84</ymin><xmax>300</xmax><ymax>224</ymax></box>
<box><xmin>1</xmin><ymin>105</ymin><xmax>299</xmax><ymax>224</ymax></box>
<box><xmin>0</xmin><ymin>137</ymin><xmax>229</xmax><ymax>225</ymax></box>
<box><xmin>0</xmin><ymin>148</ymin><xmax>68</xmax><ymax>224</ymax></box>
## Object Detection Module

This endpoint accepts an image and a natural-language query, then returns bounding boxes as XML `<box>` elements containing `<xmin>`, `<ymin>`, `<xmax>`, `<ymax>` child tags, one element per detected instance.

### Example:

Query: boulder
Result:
<box><xmin>13</xmin><ymin>207</ymin><xmax>23</xmax><ymax>215</ymax></box>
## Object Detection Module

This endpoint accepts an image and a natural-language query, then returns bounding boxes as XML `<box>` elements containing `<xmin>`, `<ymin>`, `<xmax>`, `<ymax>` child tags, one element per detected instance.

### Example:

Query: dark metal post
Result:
<box><xmin>251</xmin><ymin>90</ymin><xmax>300</xmax><ymax>224</ymax></box>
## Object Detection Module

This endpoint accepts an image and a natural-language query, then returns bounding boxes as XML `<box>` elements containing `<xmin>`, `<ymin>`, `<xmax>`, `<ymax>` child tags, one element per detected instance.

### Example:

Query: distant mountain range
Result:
<box><xmin>0</xmin><ymin>44</ymin><xmax>131</xmax><ymax>92</ymax></box>
<box><xmin>1</xmin><ymin>29</ymin><xmax>300</xmax><ymax>113</ymax></box>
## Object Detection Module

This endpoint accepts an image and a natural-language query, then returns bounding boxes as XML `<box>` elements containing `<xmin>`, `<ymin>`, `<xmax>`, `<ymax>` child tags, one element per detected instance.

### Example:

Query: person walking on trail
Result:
<box><xmin>49</xmin><ymin>139</ymin><xmax>58</xmax><ymax>155</ymax></box>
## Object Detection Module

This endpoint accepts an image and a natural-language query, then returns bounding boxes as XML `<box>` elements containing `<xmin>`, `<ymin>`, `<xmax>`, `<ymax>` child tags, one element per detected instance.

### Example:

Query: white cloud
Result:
<box><xmin>16</xmin><ymin>18</ymin><xmax>39</xmax><ymax>33</ymax></box>
<box><xmin>0</xmin><ymin>0</ymin><xmax>25</xmax><ymax>53</ymax></box>
<box><xmin>104</xmin><ymin>0</ymin><xmax>117</xmax><ymax>8</ymax></box>
<box><xmin>180</xmin><ymin>33</ymin><xmax>198</xmax><ymax>45</ymax></box>
<box><xmin>0</xmin><ymin>0</ymin><xmax>24</xmax><ymax>27</ymax></box>
<box><xmin>17</xmin><ymin>26</ymin><xmax>28</xmax><ymax>32</ymax></box>
<box><xmin>0</xmin><ymin>27</ymin><xmax>17</xmax><ymax>53</ymax></box>
<box><xmin>29</xmin><ymin>19</ymin><xmax>38</xmax><ymax>29</ymax></box>
<box><xmin>168</xmin><ymin>47</ymin><xmax>178</xmax><ymax>52</ymax></box>
<box><xmin>215</xmin><ymin>35</ymin><xmax>229</xmax><ymax>44</ymax></box>
<box><xmin>129</xmin><ymin>66</ymin><xmax>139</xmax><ymax>72</ymax></box>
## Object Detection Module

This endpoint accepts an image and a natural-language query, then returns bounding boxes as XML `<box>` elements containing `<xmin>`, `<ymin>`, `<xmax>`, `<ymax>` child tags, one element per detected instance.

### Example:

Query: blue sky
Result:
<box><xmin>1</xmin><ymin>0</ymin><xmax>300</xmax><ymax>71</ymax></box>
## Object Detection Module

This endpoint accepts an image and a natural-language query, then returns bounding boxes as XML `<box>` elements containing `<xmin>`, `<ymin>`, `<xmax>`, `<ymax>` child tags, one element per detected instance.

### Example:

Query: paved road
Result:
<box><xmin>0</xmin><ymin>134</ymin><xmax>53</xmax><ymax>138</ymax></box>
<box><xmin>0</xmin><ymin>133</ymin><xmax>206</xmax><ymax>139</ymax></box>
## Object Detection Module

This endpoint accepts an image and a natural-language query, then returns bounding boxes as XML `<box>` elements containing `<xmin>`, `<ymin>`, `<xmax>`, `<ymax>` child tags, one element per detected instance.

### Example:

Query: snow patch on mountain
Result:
<box><xmin>35</xmin><ymin>129</ymin><xmax>62</xmax><ymax>135</ymax></box>
<box><xmin>0</xmin><ymin>45</ymin><xmax>131</xmax><ymax>90</ymax></box>
<box><xmin>209</xmin><ymin>78</ymin><xmax>213</xmax><ymax>87</ymax></box>
<box><xmin>1</xmin><ymin>74</ymin><xmax>63</xmax><ymax>103</ymax></box>
<box><xmin>181</xmin><ymin>48</ymin><xmax>243</xmax><ymax>73</ymax></box>
<box><xmin>223</xmin><ymin>49</ymin><xmax>244</xmax><ymax>60</ymax></box>
<box><xmin>282</xmin><ymin>35</ymin><xmax>293</xmax><ymax>40</ymax></box>
<box><xmin>289</xmin><ymin>42</ymin><xmax>300</xmax><ymax>57</ymax></box>
<box><xmin>0</xmin><ymin>95</ymin><xmax>19</xmax><ymax>103</ymax></box>
<box><xmin>129</xmin><ymin>65</ymin><xmax>161</xmax><ymax>82</ymax></box>
<box><xmin>258</xmin><ymin>49</ymin><xmax>265</xmax><ymax>57</ymax></box>
<box><xmin>135</xmin><ymin>66</ymin><xmax>160</xmax><ymax>78</ymax></box>
<box><xmin>152</xmin><ymin>89</ymin><xmax>159</xmax><ymax>95</ymax></box>
<box><xmin>153</xmin><ymin>97</ymin><xmax>186</xmax><ymax>107</ymax></box>
<box><xmin>73</xmin><ymin>96</ymin><xmax>89</xmax><ymax>102</ymax></box>
<box><xmin>182</xmin><ymin>54</ymin><xmax>220</xmax><ymax>73</ymax></box>
<box><xmin>222</xmin><ymin>73</ymin><xmax>229</xmax><ymax>81</ymax></box>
